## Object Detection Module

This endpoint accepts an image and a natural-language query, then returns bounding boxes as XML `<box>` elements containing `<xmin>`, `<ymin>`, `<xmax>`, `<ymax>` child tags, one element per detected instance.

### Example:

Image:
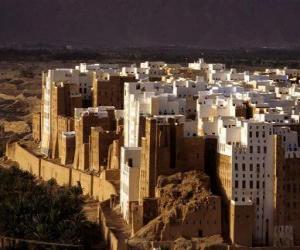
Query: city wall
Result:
<box><xmin>5</xmin><ymin>142</ymin><xmax>118</xmax><ymax>201</ymax></box>
<box><xmin>6</xmin><ymin>142</ymin><xmax>40</xmax><ymax>176</ymax></box>
<box><xmin>98</xmin><ymin>199</ymin><xmax>127</xmax><ymax>250</ymax></box>
<box><xmin>41</xmin><ymin>159</ymin><xmax>70</xmax><ymax>186</ymax></box>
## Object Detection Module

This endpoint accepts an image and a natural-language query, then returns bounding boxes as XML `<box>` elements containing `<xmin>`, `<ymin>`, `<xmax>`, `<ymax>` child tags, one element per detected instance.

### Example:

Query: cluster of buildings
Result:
<box><xmin>31</xmin><ymin>58</ymin><xmax>300</xmax><ymax>248</ymax></box>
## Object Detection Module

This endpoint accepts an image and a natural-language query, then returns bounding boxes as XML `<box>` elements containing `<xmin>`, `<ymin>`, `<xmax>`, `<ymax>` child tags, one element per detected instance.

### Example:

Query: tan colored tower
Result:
<box><xmin>90</xmin><ymin>127</ymin><xmax>119</xmax><ymax>172</ymax></box>
<box><xmin>73</xmin><ymin>107</ymin><xmax>117</xmax><ymax>171</ymax></box>
<box><xmin>40</xmin><ymin>75</ymin><xmax>82</xmax><ymax>158</ymax></box>
<box><xmin>139</xmin><ymin>116</ymin><xmax>205</xmax><ymax>202</ymax></box>
<box><xmin>92</xmin><ymin>75</ymin><xmax>136</xmax><ymax>109</ymax></box>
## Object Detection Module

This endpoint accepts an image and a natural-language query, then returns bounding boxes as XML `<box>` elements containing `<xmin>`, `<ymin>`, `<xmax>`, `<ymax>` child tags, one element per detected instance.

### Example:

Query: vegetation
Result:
<box><xmin>0</xmin><ymin>166</ymin><xmax>101</xmax><ymax>248</ymax></box>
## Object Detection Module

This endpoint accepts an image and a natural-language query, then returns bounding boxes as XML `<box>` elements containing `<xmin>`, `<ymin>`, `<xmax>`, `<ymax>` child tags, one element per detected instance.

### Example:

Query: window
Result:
<box><xmin>250</xmin><ymin>146</ymin><xmax>253</xmax><ymax>153</ymax></box>
<box><xmin>256</xmin><ymin>181</ymin><xmax>260</xmax><ymax>189</ymax></box>
<box><xmin>257</xmin><ymin>146</ymin><xmax>261</xmax><ymax>153</ymax></box>
<box><xmin>250</xmin><ymin>181</ymin><xmax>253</xmax><ymax>189</ymax></box>
<box><xmin>242</xmin><ymin>164</ymin><xmax>246</xmax><ymax>171</ymax></box>
<box><xmin>249</xmin><ymin>131</ymin><xmax>252</xmax><ymax>138</ymax></box>
<box><xmin>256</xmin><ymin>197</ymin><xmax>260</xmax><ymax>205</ymax></box>
<box><xmin>235</xmin><ymin>181</ymin><xmax>239</xmax><ymax>188</ymax></box>
<box><xmin>250</xmin><ymin>164</ymin><xmax>253</xmax><ymax>171</ymax></box>
<box><xmin>242</xmin><ymin>181</ymin><xmax>246</xmax><ymax>189</ymax></box>
<box><xmin>264</xmin><ymin>146</ymin><xmax>267</xmax><ymax>154</ymax></box>
<box><xmin>256</xmin><ymin>131</ymin><xmax>259</xmax><ymax>138</ymax></box>
<box><xmin>235</xmin><ymin>163</ymin><xmax>238</xmax><ymax>171</ymax></box>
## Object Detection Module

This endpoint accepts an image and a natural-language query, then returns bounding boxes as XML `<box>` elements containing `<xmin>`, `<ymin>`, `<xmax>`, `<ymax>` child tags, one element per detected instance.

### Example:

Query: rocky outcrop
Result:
<box><xmin>129</xmin><ymin>170</ymin><xmax>221</xmax><ymax>248</ymax></box>
<box><xmin>156</xmin><ymin>170</ymin><xmax>211</xmax><ymax>217</ymax></box>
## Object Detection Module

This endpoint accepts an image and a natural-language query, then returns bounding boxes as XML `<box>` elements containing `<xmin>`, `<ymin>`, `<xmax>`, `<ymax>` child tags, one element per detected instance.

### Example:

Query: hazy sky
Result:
<box><xmin>0</xmin><ymin>0</ymin><xmax>300</xmax><ymax>49</ymax></box>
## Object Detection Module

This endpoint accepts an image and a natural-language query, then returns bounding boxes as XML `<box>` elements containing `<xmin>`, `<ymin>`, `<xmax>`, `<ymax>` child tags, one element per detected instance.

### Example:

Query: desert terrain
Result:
<box><xmin>0</xmin><ymin>61</ymin><xmax>79</xmax><ymax>155</ymax></box>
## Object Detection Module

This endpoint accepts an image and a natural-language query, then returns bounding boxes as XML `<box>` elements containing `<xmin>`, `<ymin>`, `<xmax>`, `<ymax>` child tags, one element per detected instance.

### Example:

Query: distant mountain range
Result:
<box><xmin>0</xmin><ymin>0</ymin><xmax>300</xmax><ymax>49</ymax></box>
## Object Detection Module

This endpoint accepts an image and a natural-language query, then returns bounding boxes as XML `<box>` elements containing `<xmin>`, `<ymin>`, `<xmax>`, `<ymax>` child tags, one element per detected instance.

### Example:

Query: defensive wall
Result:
<box><xmin>5</xmin><ymin>142</ymin><xmax>118</xmax><ymax>201</ymax></box>
<box><xmin>99</xmin><ymin>199</ymin><xmax>127</xmax><ymax>250</ymax></box>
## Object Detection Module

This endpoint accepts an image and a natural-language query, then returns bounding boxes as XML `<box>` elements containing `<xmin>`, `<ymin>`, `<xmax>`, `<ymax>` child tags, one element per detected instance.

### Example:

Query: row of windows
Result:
<box><xmin>249</xmin><ymin>131</ymin><xmax>267</xmax><ymax>138</ymax></box>
<box><xmin>249</xmin><ymin>125</ymin><xmax>269</xmax><ymax>130</ymax></box>
<box><xmin>235</xmin><ymin>163</ymin><xmax>265</xmax><ymax>172</ymax></box>
<box><xmin>235</xmin><ymin>180</ymin><xmax>265</xmax><ymax>189</ymax></box>
<box><xmin>186</xmin><ymin>132</ymin><xmax>197</xmax><ymax>137</ymax></box>
<box><xmin>234</xmin><ymin>197</ymin><xmax>262</xmax><ymax>205</ymax></box>
<box><xmin>249</xmin><ymin>139</ymin><xmax>267</xmax><ymax>144</ymax></box>
<box><xmin>236</xmin><ymin>173</ymin><xmax>263</xmax><ymax>179</ymax></box>
<box><xmin>285</xmin><ymin>202</ymin><xmax>298</xmax><ymax>209</ymax></box>
<box><xmin>234</xmin><ymin>190</ymin><xmax>264</xmax><ymax>196</ymax></box>
<box><xmin>79</xmin><ymin>83</ymin><xmax>88</xmax><ymax>86</ymax></box>
<box><xmin>283</xmin><ymin>183</ymin><xmax>300</xmax><ymax>193</ymax></box>
<box><xmin>249</xmin><ymin>146</ymin><xmax>267</xmax><ymax>154</ymax></box>
<box><xmin>79</xmin><ymin>88</ymin><xmax>87</xmax><ymax>94</ymax></box>
<box><xmin>158</xmin><ymin>111</ymin><xmax>176</xmax><ymax>115</ymax></box>
<box><xmin>186</xmin><ymin>219</ymin><xmax>217</xmax><ymax>225</ymax></box>
<box><xmin>235</xmin><ymin>155</ymin><xmax>265</xmax><ymax>161</ymax></box>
